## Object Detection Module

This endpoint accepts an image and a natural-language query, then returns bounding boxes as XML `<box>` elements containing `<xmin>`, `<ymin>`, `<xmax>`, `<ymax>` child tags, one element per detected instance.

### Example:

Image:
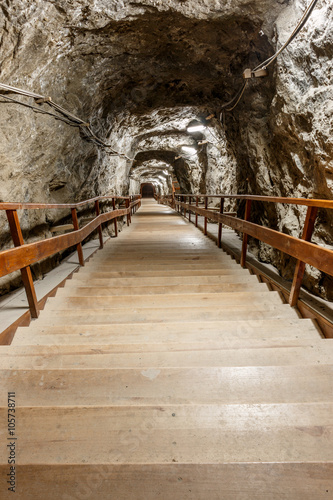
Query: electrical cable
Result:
<box><xmin>0</xmin><ymin>82</ymin><xmax>134</xmax><ymax>160</ymax></box>
<box><xmin>218</xmin><ymin>0</ymin><xmax>319</xmax><ymax>114</ymax></box>
<box><xmin>0</xmin><ymin>94</ymin><xmax>80</xmax><ymax>126</ymax></box>
<box><xmin>225</xmin><ymin>81</ymin><xmax>249</xmax><ymax>112</ymax></box>
<box><xmin>253</xmin><ymin>0</ymin><xmax>319</xmax><ymax>71</ymax></box>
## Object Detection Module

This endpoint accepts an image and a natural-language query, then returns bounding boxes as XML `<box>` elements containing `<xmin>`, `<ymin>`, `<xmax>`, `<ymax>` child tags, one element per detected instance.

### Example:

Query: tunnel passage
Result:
<box><xmin>141</xmin><ymin>183</ymin><xmax>155</xmax><ymax>198</ymax></box>
<box><xmin>0</xmin><ymin>0</ymin><xmax>332</xmax><ymax>301</ymax></box>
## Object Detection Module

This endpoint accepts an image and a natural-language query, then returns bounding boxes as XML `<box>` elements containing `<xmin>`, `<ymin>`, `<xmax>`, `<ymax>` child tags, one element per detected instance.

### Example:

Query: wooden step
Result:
<box><xmin>12</xmin><ymin>318</ymin><xmax>320</xmax><ymax>345</ymax></box>
<box><xmin>0</xmin><ymin>404</ymin><xmax>333</xmax><ymax>463</ymax></box>
<box><xmin>70</xmin><ymin>268</ymin><xmax>250</xmax><ymax>278</ymax></box>
<box><xmin>35</xmin><ymin>304</ymin><xmax>301</xmax><ymax>325</ymax></box>
<box><xmin>2</xmin><ymin>342</ymin><xmax>333</xmax><ymax>369</ymax></box>
<box><xmin>1</xmin><ymin>365</ymin><xmax>333</xmax><ymax>406</ymax></box>
<box><xmin>77</xmin><ymin>262</ymin><xmax>241</xmax><ymax>271</ymax></box>
<box><xmin>89</xmin><ymin>250</ymin><xmax>230</xmax><ymax>259</ymax></box>
<box><xmin>55</xmin><ymin>282</ymin><xmax>267</xmax><ymax>296</ymax></box>
<box><xmin>67</xmin><ymin>273</ymin><xmax>260</xmax><ymax>287</ymax></box>
<box><xmin>45</xmin><ymin>291</ymin><xmax>284</xmax><ymax>310</ymax></box>
<box><xmin>1</xmin><ymin>463</ymin><xmax>330</xmax><ymax>500</ymax></box>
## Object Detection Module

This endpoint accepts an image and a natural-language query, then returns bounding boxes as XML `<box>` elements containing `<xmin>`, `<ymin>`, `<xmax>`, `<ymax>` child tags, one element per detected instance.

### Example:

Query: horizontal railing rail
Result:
<box><xmin>159</xmin><ymin>193</ymin><xmax>333</xmax><ymax>309</ymax></box>
<box><xmin>0</xmin><ymin>194</ymin><xmax>141</xmax><ymax>318</ymax></box>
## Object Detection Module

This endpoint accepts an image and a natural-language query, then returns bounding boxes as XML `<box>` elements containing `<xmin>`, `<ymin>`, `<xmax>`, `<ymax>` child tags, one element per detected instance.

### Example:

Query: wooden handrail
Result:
<box><xmin>0</xmin><ymin>195</ymin><xmax>141</xmax><ymax>318</ymax></box>
<box><xmin>0</xmin><ymin>195</ymin><xmax>139</xmax><ymax>211</ymax></box>
<box><xmin>164</xmin><ymin>193</ymin><xmax>333</xmax><ymax>308</ymax></box>
<box><xmin>177</xmin><ymin>193</ymin><xmax>333</xmax><ymax>210</ymax></box>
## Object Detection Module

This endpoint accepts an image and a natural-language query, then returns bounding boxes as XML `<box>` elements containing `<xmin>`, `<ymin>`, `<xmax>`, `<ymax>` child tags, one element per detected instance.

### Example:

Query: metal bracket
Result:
<box><xmin>34</xmin><ymin>97</ymin><xmax>52</xmax><ymax>104</ymax></box>
<box><xmin>243</xmin><ymin>68</ymin><xmax>268</xmax><ymax>79</ymax></box>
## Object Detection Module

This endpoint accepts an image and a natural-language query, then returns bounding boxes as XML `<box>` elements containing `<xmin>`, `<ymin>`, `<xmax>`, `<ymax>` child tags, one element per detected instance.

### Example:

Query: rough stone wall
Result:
<box><xmin>221</xmin><ymin>0</ymin><xmax>333</xmax><ymax>299</ymax></box>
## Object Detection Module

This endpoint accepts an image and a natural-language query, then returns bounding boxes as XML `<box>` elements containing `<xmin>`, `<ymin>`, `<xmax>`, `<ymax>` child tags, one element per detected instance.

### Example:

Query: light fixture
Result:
<box><xmin>181</xmin><ymin>146</ymin><xmax>197</xmax><ymax>154</ymax></box>
<box><xmin>187</xmin><ymin>124</ymin><xmax>206</xmax><ymax>133</ymax></box>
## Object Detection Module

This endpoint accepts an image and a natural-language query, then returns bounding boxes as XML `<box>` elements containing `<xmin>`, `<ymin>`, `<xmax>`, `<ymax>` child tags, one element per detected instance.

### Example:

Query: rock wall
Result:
<box><xmin>221</xmin><ymin>0</ymin><xmax>333</xmax><ymax>299</ymax></box>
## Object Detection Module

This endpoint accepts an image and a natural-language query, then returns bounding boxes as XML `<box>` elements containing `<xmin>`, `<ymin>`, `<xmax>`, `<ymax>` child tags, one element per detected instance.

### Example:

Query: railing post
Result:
<box><xmin>112</xmin><ymin>198</ymin><xmax>118</xmax><ymax>237</ymax></box>
<box><xmin>95</xmin><ymin>200</ymin><xmax>103</xmax><ymax>249</ymax></box>
<box><xmin>195</xmin><ymin>197</ymin><xmax>198</xmax><ymax>227</ymax></box>
<box><xmin>188</xmin><ymin>196</ymin><xmax>192</xmax><ymax>223</ymax></box>
<box><xmin>289</xmin><ymin>205</ymin><xmax>318</xmax><ymax>306</ymax></box>
<box><xmin>126</xmin><ymin>198</ymin><xmax>130</xmax><ymax>226</ymax></box>
<box><xmin>71</xmin><ymin>208</ymin><xmax>85</xmax><ymax>267</ymax></box>
<box><xmin>204</xmin><ymin>197</ymin><xmax>208</xmax><ymax>235</ymax></box>
<box><xmin>240</xmin><ymin>199</ymin><xmax>252</xmax><ymax>268</ymax></box>
<box><xmin>6</xmin><ymin>209</ymin><xmax>39</xmax><ymax>318</ymax></box>
<box><xmin>218</xmin><ymin>197</ymin><xmax>225</xmax><ymax>248</ymax></box>
<box><xmin>184</xmin><ymin>196</ymin><xmax>187</xmax><ymax>219</ymax></box>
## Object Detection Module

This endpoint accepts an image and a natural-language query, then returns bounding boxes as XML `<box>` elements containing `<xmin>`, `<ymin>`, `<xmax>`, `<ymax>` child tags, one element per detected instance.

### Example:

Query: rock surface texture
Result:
<box><xmin>0</xmin><ymin>0</ymin><xmax>332</xmax><ymax>298</ymax></box>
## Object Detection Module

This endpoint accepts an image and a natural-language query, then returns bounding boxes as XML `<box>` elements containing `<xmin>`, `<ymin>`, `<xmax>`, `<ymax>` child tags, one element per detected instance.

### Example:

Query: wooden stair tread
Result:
<box><xmin>54</xmin><ymin>282</ymin><xmax>267</xmax><ymax>296</ymax></box>
<box><xmin>1</xmin><ymin>364</ymin><xmax>333</xmax><ymax>404</ymax></box>
<box><xmin>35</xmin><ymin>304</ymin><xmax>301</xmax><ymax>325</ymax></box>
<box><xmin>71</xmin><ymin>268</ymin><xmax>250</xmax><ymax>278</ymax></box>
<box><xmin>49</xmin><ymin>290</ymin><xmax>282</xmax><ymax>308</ymax></box>
<box><xmin>12</xmin><ymin>324</ymin><xmax>320</xmax><ymax>347</ymax></box>
<box><xmin>0</xmin><ymin>464</ymin><xmax>331</xmax><ymax>500</ymax></box>
<box><xmin>77</xmin><ymin>263</ymin><xmax>242</xmax><ymax>271</ymax></box>
<box><xmin>67</xmin><ymin>274</ymin><xmax>261</xmax><ymax>286</ymax></box>
<box><xmin>2</xmin><ymin>344</ymin><xmax>333</xmax><ymax>369</ymax></box>
<box><xmin>1</xmin><ymin>404</ymin><xmax>333</xmax><ymax>463</ymax></box>
<box><xmin>1</xmin><ymin>365</ymin><xmax>333</xmax><ymax>406</ymax></box>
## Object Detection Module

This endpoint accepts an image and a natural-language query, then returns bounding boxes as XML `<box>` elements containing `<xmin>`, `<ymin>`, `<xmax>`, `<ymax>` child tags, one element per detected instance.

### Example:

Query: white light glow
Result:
<box><xmin>181</xmin><ymin>146</ymin><xmax>197</xmax><ymax>154</ymax></box>
<box><xmin>187</xmin><ymin>125</ymin><xmax>206</xmax><ymax>133</ymax></box>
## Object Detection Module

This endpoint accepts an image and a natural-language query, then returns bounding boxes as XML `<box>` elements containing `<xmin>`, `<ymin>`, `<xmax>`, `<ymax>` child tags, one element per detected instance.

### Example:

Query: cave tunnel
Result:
<box><xmin>141</xmin><ymin>183</ymin><xmax>155</xmax><ymax>198</ymax></box>
<box><xmin>0</xmin><ymin>0</ymin><xmax>332</xmax><ymax>300</ymax></box>
<box><xmin>0</xmin><ymin>3</ymin><xmax>333</xmax><ymax>492</ymax></box>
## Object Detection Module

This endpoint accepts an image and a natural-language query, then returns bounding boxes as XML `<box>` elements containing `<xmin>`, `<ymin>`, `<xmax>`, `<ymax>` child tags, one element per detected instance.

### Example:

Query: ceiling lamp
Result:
<box><xmin>187</xmin><ymin>124</ymin><xmax>206</xmax><ymax>133</ymax></box>
<box><xmin>181</xmin><ymin>146</ymin><xmax>197</xmax><ymax>154</ymax></box>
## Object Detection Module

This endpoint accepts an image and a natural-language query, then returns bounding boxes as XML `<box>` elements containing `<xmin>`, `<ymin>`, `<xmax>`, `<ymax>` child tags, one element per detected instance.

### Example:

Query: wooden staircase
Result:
<box><xmin>1</xmin><ymin>199</ymin><xmax>333</xmax><ymax>499</ymax></box>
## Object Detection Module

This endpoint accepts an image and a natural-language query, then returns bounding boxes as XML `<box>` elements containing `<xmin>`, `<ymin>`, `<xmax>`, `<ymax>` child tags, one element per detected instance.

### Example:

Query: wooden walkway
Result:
<box><xmin>1</xmin><ymin>199</ymin><xmax>333</xmax><ymax>499</ymax></box>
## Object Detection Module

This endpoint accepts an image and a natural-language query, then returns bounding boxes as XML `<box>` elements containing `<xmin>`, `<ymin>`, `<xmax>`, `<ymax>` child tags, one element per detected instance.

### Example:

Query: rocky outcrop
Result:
<box><xmin>0</xmin><ymin>0</ymin><xmax>332</xmax><ymax>298</ymax></box>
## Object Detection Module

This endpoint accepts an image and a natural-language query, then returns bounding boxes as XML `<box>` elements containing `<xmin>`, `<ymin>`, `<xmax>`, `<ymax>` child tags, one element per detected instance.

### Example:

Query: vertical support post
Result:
<box><xmin>240</xmin><ymin>199</ymin><xmax>252</xmax><ymax>268</ymax></box>
<box><xmin>6</xmin><ymin>209</ymin><xmax>39</xmax><ymax>318</ymax></box>
<box><xmin>188</xmin><ymin>196</ymin><xmax>191</xmax><ymax>223</ymax></box>
<box><xmin>71</xmin><ymin>208</ymin><xmax>84</xmax><ymax>267</ymax></box>
<box><xmin>126</xmin><ymin>199</ymin><xmax>130</xmax><ymax>226</ymax></box>
<box><xmin>195</xmin><ymin>197</ymin><xmax>198</xmax><ymax>227</ymax></box>
<box><xmin>204</xmin><ymin>197</ymin><xmax>208</xmax><ymax>235</ymax></box>
<box><xmin>218</xmin><ymin>197</ymin><xmax>224</xmax><ymax>248</ymax></box>
<box><xmin>184</xmin><ymin>196</ymin><xmax>186</xmax><ymax>219</ymax></box>
<box><xmin>289</xmin><ymin>205</ymin><xmax>318</xmax><ymax>306</ymax></box>
<box><xmin>112</xmin><ymin>198</ymin><xmax>118</xmax><ymax>237</ymax></box>
<box><xmin>95</xmin><ymin>200</ymin><xmax>103</xmax><ymax>249</ymax></box>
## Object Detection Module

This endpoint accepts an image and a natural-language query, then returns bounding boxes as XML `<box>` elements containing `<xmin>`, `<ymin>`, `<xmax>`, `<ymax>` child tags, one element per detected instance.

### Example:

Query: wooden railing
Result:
<box><xmin>160</xmin><ymin>193</ymin><xmax>333</xmax><ymax>308</ymax></box>
<box><xmin>0</xmin><ymin>194</ymin><xmax>141</xmax><ymax>319</ymax></box>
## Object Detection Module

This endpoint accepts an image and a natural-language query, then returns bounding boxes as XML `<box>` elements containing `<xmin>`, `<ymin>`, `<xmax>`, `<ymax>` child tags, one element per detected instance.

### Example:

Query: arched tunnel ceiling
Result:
<box><xmin>84</xmin><ymin>12</ymin><xmax>273</xmax><ymax>114</ymax></box>
<box><xmin>0</xmin><ymin>1</ymin><xmax>280</xmax><ymax>194</ymax></box>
